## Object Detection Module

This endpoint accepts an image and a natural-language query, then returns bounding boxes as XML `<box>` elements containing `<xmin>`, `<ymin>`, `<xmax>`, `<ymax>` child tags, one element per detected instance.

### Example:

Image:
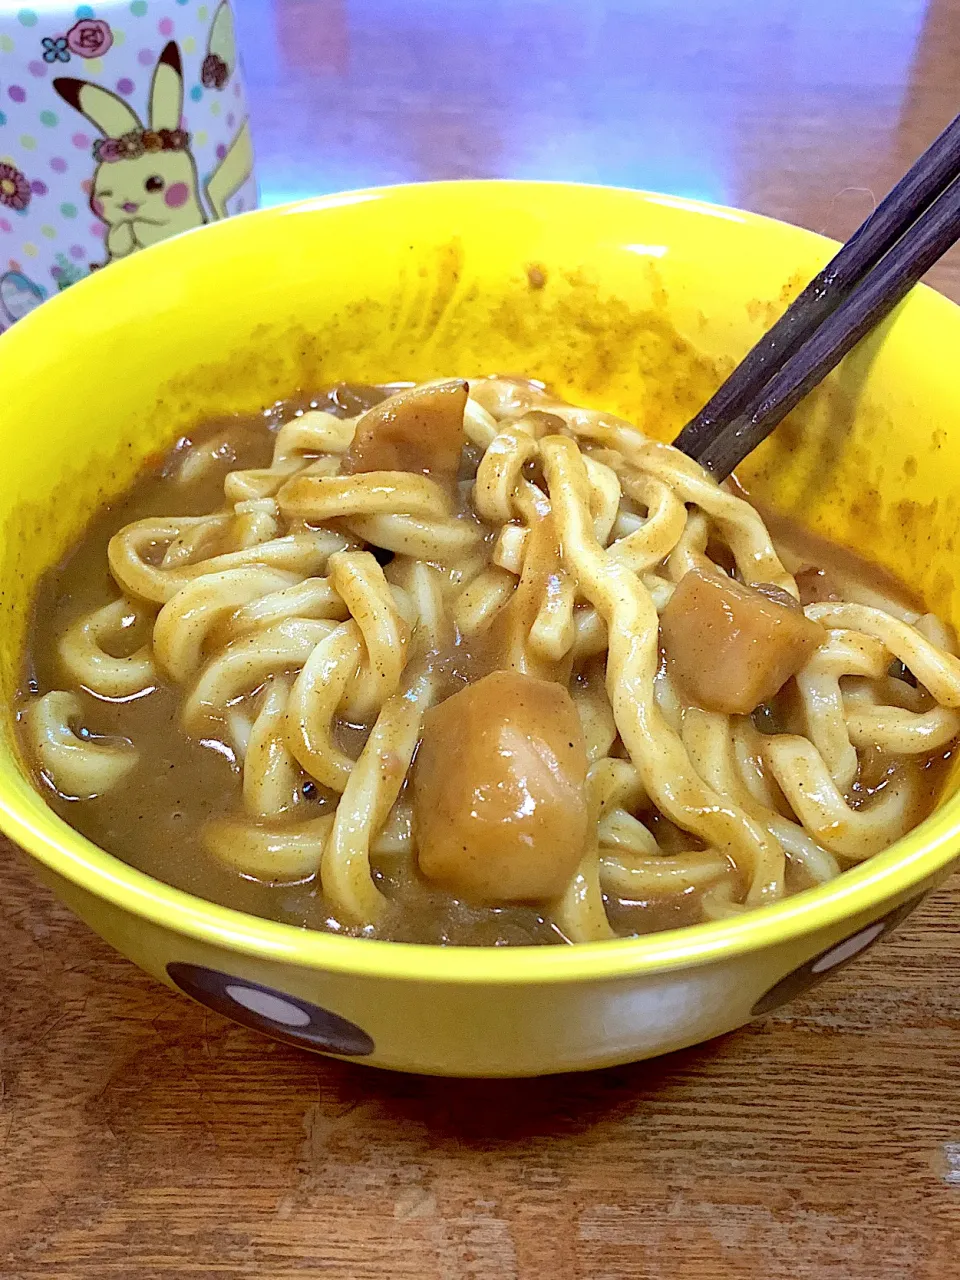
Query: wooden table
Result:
<box><xmin>4</xmin><ymin>1</ymin><xmax>960</xmax><ymax>1276</ymax></box>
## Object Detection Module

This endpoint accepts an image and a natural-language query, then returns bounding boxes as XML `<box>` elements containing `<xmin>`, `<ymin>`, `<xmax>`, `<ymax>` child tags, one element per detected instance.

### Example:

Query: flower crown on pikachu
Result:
<box><xmin>54</xmin><ymin>41</ymin><xmax>252</xmax><ymax>266</ymax></box>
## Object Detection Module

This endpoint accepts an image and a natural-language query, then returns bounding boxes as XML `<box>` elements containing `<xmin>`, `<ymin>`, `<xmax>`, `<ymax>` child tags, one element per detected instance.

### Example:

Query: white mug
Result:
<box><xmin>0</xmin><ymin>0</ymin><xmax>257</xmax><ymax>330</ymax></box>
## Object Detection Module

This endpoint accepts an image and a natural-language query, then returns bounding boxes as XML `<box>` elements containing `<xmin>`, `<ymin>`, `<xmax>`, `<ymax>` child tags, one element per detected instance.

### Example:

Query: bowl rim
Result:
<box><xmin>3</xmin><ymin>178</ymin><xmax>959</xmax><ymax>987</ymax></box>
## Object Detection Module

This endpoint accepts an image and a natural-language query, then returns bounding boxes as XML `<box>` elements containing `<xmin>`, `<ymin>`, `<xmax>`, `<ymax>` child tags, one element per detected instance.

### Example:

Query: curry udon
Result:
<box><xmin>17</xmin><ymin>377</ymin><xmax>960</xmax><ymax>945</ymax></box>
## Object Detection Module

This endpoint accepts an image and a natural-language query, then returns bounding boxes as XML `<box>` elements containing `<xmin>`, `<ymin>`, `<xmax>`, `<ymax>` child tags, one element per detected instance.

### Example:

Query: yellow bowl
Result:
<box><xmin>2</xmin><ymin>181</ymin><xmax>959</xmax><ymax>1076</ymax></box>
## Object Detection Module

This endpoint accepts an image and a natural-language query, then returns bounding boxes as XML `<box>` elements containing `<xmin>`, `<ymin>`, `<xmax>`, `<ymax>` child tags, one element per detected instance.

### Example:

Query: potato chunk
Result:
<box><xmin>342</xmin><ymin>380</ymin><xmax>467</xmax><ymax>488</ymax></box>
<box><xmin>660</xmin><ymin>568</ymin><xmax>825</xmax><ymax>715</ymax></box>
<box><xmin>413</xmin><ymin>670</ymin><xmax>589</xmax><ymax>901</ymax></box>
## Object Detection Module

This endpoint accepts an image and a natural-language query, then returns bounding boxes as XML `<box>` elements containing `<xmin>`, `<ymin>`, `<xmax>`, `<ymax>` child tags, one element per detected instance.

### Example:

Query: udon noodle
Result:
<box><xmin>18</xmin><ymin>377</ymin><xmax>960</xmax><ymax>944</ymax></box>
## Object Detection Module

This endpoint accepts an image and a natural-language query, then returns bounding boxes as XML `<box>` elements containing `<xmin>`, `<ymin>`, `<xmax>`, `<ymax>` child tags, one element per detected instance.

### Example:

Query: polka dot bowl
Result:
<box><xmin>0</xmin><ymin>0</ymin><xmax>255</xmax><ymax>330</ymax></box>
<box><xmin>0</xmin><ymin>183</ymin><xmax>958</xmax><ymax>1075</ymax></box>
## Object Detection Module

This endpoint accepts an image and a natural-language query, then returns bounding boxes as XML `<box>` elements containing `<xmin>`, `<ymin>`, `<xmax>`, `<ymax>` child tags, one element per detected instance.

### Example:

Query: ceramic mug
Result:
<box><xmin>0</xmin><ymin>0</ymin><xmax>256</xmax><ymax>330</ymax></box>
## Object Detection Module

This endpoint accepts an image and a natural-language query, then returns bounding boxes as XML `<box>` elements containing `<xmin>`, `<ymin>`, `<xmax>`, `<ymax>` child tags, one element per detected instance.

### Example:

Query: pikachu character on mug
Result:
<box><xmin>53</xmin><ymin>36</ymin><xmax>253</xmax><ymax>266</ymax></box>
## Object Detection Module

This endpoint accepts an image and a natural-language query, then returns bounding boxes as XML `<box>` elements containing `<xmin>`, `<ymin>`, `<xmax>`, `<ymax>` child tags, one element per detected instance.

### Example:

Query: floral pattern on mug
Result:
<box><xmin>204</xmin><ymin>3</ymin><xmax>237</xmax><ymax>88</ymax></box>
<box><xmin>201</xmin><ymin>53</ymin><xmax>229</xmax><ymax>90</ymax></box>
<box><xmin>41</xmin><ymin>36</ymin><xmax>70</xmax><ymax>65</ymax></box>
<box><xmin>66</xmin><ymin>19</ymin><xmax>114</xmax><ymax>60</ymax></box>
<box><xmin>0</xmin><ymin>162</ymin><xmax>31</xmax><ymax>212</ymax></box>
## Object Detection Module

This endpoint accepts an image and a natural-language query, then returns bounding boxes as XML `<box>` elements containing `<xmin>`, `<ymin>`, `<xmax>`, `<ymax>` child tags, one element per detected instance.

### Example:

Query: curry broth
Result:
<box><xmin>16</xmin><ymin>385</ymin><xmax>955</xmax><ymax>946</ymax></box>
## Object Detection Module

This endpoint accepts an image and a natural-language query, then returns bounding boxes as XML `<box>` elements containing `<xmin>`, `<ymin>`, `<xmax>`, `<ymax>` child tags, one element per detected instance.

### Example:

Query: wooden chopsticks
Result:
<box><xmin>673</xmin><ymin>110</ymin><xmax>960</xmax><ymax>480</ymax></box>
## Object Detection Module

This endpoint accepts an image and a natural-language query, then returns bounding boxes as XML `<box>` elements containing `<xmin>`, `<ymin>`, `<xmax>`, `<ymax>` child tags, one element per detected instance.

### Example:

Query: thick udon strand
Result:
<box><xmin>285</xmin><ymin>621</ymin><xmax>364</xmax><ymax>790</ymax></box>
<box><xmin>242</xmin><ymin>675</ymin><xmax>303</xmax><ymax>819</ymax></box>
<box><xmin>110</xmin><ymin>522</ymin><xmax>348</xmax><ymax>603</ymax></box>
<box><xmin>153</xmin><ymin>567</ymin><xmax>300</xmax><ymax>680</ymax></box>
<box><xmin>24</xmin><ymin>691</ymin><xmax>138</xmax><ymax>799</ymax></box>
<box><xmin>59</xmin><ymin>598</ymin><xmax>158</xmax><ymax>698</ymax></box>
<box><xmin>326</xmin><ymin>550</ymin><xmax>410</xmax><ymax>719</ymax></box>
<box><xmin>20</xmin><ymin>375</ymin><xmax>960</xmax><ymax>944</ymax></box>
<box><xmin>794</xmin><ymin>630</ymin><xmax>890</xmax><ymax>793</ymax></box>
<box><xmin>320</xmin><ymin>673</ymin><xmax>436</xmax><ymax>926</ymax></box>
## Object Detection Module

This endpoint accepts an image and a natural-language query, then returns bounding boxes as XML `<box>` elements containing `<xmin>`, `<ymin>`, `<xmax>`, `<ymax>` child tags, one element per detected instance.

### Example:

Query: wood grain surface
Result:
<box><xmin>3</xmin><ymin>1</ymin><xmax>960</xmax><ymax>1276</ymax></box>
